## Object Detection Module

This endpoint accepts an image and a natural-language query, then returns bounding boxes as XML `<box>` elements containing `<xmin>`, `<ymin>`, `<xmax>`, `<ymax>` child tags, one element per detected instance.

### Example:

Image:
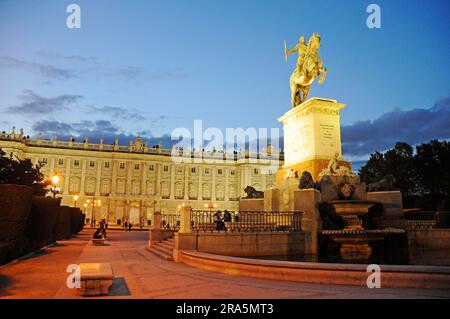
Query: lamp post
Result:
<box><xmin>73</xmin><ymin>194</ymin><xmax>79</xmax><ymax>208</ymax></box>
<box><xmin>49</xmin><ymin>174</ymin><xmax>60</xmax><ymax>198</ymax></box>
<box><xmin>84</xmin><ymin>198</ymin><xmax>101</xmax><ymax>227</ymax></box>
<box><xmin>204</xmin><ymin>201</ymin><xmax>217</xmax><ymax>211</ymax></box>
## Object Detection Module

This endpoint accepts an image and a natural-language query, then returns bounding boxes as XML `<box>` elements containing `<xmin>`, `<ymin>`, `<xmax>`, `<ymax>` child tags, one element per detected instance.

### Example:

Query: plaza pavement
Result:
<box><xmin>0</xmin><ymin>230</ymin><xmax>449</xmax><ymax>299</ymax></box>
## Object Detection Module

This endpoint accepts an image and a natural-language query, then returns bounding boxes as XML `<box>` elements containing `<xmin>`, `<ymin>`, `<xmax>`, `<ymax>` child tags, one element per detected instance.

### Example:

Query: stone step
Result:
<box><xmin>153</xmin><ymin>244</ymin><xmax>173</xmax><ymax>255</ymax></box>
<box><xmin>147</xmin><ymin>247</ymin><xmax>173</xmax><ymax>261</ymax></box>
<box><xmin>159</xmin><ymin>241</ymin><xmax>174</xmax><ymax>250</ymax></box>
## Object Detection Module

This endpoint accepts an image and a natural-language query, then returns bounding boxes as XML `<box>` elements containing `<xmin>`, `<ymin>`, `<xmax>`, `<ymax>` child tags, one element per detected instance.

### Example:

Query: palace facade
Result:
<box><xmin>0</xmin><ymin>128</ymin><xmax>282</xmax><ymax>225</ymax></box>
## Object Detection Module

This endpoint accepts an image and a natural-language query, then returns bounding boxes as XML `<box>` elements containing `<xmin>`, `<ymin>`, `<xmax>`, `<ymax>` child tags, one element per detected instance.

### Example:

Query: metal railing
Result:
<box><xmin>161</xmin><ymin>213</ymin><xmax>180</xmax><ymax>231</ymax></box>
<box><xmin>191</xmin><ymin>210</ymin><xmax>302</xmax><ymax>232</ymax></box>
<box><xmin>404</xmin><ymin>211</ymin><xmax>450</xmax><ymax>229</ymax></box>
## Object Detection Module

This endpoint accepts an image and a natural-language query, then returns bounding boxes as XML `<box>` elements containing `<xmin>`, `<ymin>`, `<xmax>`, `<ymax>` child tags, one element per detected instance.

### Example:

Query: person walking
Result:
<box><xmin>128</xmin><ymin>221</ymin><xmax>132</xmax><ymax>232</ymax></box>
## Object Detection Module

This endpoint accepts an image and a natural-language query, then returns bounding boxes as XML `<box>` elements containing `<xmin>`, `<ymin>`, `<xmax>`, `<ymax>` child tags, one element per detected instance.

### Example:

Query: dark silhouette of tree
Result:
<box><xmin>0</xmin><ymin>148</ymin><xmax>49</xmax><ymax>195</ymax></box>
<box><xmin>415</xmin><ymin>140</ymin><xmax>450</xmax><ymax>197</ymax></box>
<box><xmin>383</xmin><ymin>142</ymin><xmax>417</xmax><ymax>195</ymax></box>
<box><xmin>359</xmin><ymin>151</ymin><xmax>385</xmax><ymax>185</ymax></box>
<box><xmin>359</xmin><ymin>140</ymin><xmax>450</xmax><ymax>209</ymax></box>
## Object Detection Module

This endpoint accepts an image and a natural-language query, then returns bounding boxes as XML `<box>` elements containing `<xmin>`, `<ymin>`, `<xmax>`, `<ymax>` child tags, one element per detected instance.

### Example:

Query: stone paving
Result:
<box><xmin>0</xmin><ymin>230</ymin><xmax>449</xmax><ymax>299</ymax></box>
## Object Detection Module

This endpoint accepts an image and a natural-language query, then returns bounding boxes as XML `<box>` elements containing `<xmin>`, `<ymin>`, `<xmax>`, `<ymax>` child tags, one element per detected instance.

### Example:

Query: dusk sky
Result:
<box><xmin>0</xmin><ymin>0</ymin><xmax>449</xmax><ymax>163</ymax></box>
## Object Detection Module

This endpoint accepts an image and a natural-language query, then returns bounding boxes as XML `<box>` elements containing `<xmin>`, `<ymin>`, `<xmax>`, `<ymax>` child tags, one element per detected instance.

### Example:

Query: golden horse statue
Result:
<box><xmin>285</xmin><ymin>33</ymin><xmax>327</xmax><ymax>107</ymax></box>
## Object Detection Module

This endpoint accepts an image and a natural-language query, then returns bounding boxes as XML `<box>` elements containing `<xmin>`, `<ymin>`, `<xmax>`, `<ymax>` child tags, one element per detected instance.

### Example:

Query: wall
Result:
<box><xmin>239</xmin><ymin>199</ymin><xmax>264</xmax><ymax>212</ymax></box>
<box><xmin>367</xmin><ymin>191</ymin><xmax>406</xmax><ymax>228</ymax></box>
<box><xmin>407</xmin><ymin>229</ymin><xmax>450</xmax><ymax>266</ymax></box>
<box><xmin>173</xmin><ymin>231</ymin><xmax>305</xmax><ymax>261</ymax></box>
<box><xmin>178</xmin><ymin>250</ymin><xmax>450</xmax><ymax>289</ymax></box>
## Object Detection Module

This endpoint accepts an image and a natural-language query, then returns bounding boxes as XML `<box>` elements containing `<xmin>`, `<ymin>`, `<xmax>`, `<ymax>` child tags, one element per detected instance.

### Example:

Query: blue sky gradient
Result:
<box><xmin>0</xmin><ymin>0</ymin><xmax>449</xmax><ymax>163</ymax></box>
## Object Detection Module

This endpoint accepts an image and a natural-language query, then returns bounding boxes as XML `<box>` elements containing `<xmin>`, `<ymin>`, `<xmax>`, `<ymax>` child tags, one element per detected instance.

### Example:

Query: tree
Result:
<box><xmin>359</xmin><ymin>151</ymin><xmax>385</xmax><ymax>185</ymax></box>
<box><xmin>359</xmin><ymin>140</ymin><xmax>450</xmax><ymax>209</ymax></box>
<box><xmin>415</xmin><ymin>140</ymin><xmax>450</xmax><ymax>197</ymax></box>
<box><xmin>383</xmin><ymin>142</ymin><xmax>417</xmax><ymax>195</ymax></box>
<box><xmin>0</xmin><ymin>148</ymin><xmax>49</xmax><ymax>195</ymax></box>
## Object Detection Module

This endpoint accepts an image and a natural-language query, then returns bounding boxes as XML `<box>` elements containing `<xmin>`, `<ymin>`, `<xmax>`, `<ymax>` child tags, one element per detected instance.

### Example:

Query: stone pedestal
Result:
<box><xmin>239</xmin><ymin>199</ymin><xmax>264</xmax><ymax>212</ymax></box>
<box><xmin>263</xmin><ymin>188</ymin><xmax>280</xmax><ymax>212</ymax></box>
<box><xmin>179</xmin><ymin>206</ymin><xmax>192</xmax><ymax>233</ymax></box>
<box><xmin>293</xmin><ymin>189</ymin><xmax>322</xmax><ymax>254</ymax></box>
<box><xmin>277</xmin><ymin>97</ymin><xmax>348</xmax><ymax>181</ymax></box>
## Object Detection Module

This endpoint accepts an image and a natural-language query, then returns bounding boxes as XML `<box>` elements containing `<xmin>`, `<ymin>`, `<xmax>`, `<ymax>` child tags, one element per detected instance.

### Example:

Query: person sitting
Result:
<box><xmin>223</xmin><ymin>210</ymin><xmax>232</xmax><ymax>222</ymax></box>
<box><xmin>92</xmin><ymin>227</ymin><xmax>105</xmax><ymax>239</ymax></box>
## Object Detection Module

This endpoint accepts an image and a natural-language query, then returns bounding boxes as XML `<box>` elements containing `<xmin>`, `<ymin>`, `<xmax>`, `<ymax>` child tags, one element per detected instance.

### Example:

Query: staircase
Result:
<box><xmin>147</xmin><ymin>236</ymin><xmax>175</xmax><ymax>261</ymax></box>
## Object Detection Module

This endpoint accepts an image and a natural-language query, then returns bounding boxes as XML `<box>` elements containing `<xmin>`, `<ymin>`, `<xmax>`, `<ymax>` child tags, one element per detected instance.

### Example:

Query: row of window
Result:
<box><xmin>40</xmin><ymin>158</ymin><xmax>265</xmax><ymax>175</ymax></box>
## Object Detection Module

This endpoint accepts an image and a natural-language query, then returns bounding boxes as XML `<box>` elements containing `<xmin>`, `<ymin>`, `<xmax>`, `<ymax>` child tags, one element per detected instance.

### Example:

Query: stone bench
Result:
<box><xmin>78</xmin><ymin>263</ymin><xmax>114</xmax><ymax>296</ymax></box>
<box><xmin>92</xmin><ymin>238</ymin><xmax>107</xmax><ymax>246</ymax></box>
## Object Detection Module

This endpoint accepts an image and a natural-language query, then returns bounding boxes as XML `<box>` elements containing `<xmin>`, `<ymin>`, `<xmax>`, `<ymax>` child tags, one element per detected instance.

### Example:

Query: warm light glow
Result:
<box><xmin>51</xmin><ymin>175</ymin><xmax>60</xmax><ymax>185</ymax></box>
<box><xmin>73</xmin><ymin>195</ymin><xmax>79</xmax><ymax>201</ymax></box>
<box><xmin>84</xmin><ymin>203</ymin><xmax>87</xmax><ymax>208</ymax></box>
<box><xmin>97</xmin><ymin>200</ymin><xmax>101</xmax><ymax>206</ymax></box>
<box><xmin>87</xmin><ymin>199</ymin><xmax>90</xmax><ymax>203</ymax></box>
<box><xmin>204</xmin><ymin>204</ymin><xmax>208</xmax><ymax>208</ymax></box>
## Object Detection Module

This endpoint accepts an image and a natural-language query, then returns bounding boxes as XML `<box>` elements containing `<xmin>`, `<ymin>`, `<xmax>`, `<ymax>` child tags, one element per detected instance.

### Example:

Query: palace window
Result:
<box><xmin>74</xmin><ymin>160</ymin><xmax>80</xmax><ymax>167</ymax></box>
<box><xmin>41</xmin><ymin>158</ymin><xmax>48</xmax><ymax>164</ymax></box>
<box><xmin>119</xmin><ymin>162</ymin><xmax>125</xmax><ymax>169</ymax></box>
<box><xmin>89</xmin><ymin>161</ymin><xmax>95</xmax><ymax>168</ymax></box>
<box><xmin>163</xmin><ymin>165</ymin><xmax>169</xmax><ymax>172</ymax></box>
<box><xmin>204</xmin><ymin>168</ymin><xmax>210</xmax><ymax>175</ymax></box>
<box><xmin>177</xmin><ymin>167</ymin><xmax>183</xmax><ymax>173</ymax></box>
<box><xmin>134</xmin><ymin>164</ymin><xmax>140</xmax><ymax>170</ymax></box>
<box><xmin>230</xmin><ymin>170</ymin><xmax>236</xmax><ymax>176</ymax></box>
<box><xmin>191</xmin><ymin>167</ymin><xmax>196</xmax><ymax>174</ymax></box>
<box><xmin>58</xmin><ymin>158</ymin><xmax>64</xmax><ymax>165</ymax></box>
<box><xmin>104</xmin><ymin>162</ymin><xmax>110</xmax><ymax>168</ymax></box>
<box><xmin>254</xmin><ymin>168</ymin><xmax>259</xmax><ymax>175</ymax></box>
<box><xmin>217</xmin><ymin>168</ymin><xmax>223</xmax><ymax>175</ymax></box>
<box><xmin>149</xmin><ymin>164</ymin><xmax>154</xmax><ymax>171</ymax></box>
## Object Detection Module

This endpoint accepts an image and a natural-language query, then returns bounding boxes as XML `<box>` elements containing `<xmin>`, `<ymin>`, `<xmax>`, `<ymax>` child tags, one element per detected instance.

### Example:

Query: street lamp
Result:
<box><xmin>204</xmin><ymin>201</ymin><xmax>217</xmax><ymax>211</ymax></box>
<box><xmin>49</xmin><ymin>174</ymin><xmax>61</xmax><ymax>198</ymax></box>
<box><xmin>73</xmin><ymin>194</ymin><xmax>79</xmax><ymax>207</ymax></box>
<box><xmin>84</xmin><ymin>198</ymin><xmax>101</xmax><ymax>227</ymax></box>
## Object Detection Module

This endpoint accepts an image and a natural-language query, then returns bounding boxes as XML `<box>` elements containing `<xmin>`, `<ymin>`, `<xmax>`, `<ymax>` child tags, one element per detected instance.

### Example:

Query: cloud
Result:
<box><xmin>111</xmin><ymin>66</ymin><xmax>186</xmax><ymax>81</ymax></box>
<box><xmin>35</xmin><ymin>51</ymin><xmax>99</xmax><ymax>64</ymax></box>
<box><xmin>0</xmin><ymin>56</ymin><xmax>76</xmax><ymax>79</ymax></box>
<box><xmin>5</xmin><ymin>90</ymin><xmax>83</xmax><ymax>114</ymax></box>
<box><xmin>342</xmin><ymin>97</ymin><xmax>450</xmax><ymax>157</ymax></box>
<box><xmin>30</xmin><ymin>119</ymin><xmax>176</xmax><ymax>147</ymax></box>
<box><xmin>89</xmin><ymin>106</ymin><xmax>147</xmax><ymax>121</ymax></box>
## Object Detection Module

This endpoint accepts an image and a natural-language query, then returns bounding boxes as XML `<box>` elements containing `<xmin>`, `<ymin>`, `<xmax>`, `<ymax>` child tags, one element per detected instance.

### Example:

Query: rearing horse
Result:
<box><xmin>286</xmin><ymin>33</ymin><xmax>327</xmax><ymax>107</ymax></box>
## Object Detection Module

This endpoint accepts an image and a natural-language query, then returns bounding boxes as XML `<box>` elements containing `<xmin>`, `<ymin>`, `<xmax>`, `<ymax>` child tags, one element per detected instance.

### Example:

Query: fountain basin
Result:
<box><xmin>321</xmin><ymin>228</ymin><xmax>405</xmax><ymax>260</ymax></box>
<box><xmin>327</xmin><ymin>200</ymin><xmax>376</xmax><ymax>231</ymax></box>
